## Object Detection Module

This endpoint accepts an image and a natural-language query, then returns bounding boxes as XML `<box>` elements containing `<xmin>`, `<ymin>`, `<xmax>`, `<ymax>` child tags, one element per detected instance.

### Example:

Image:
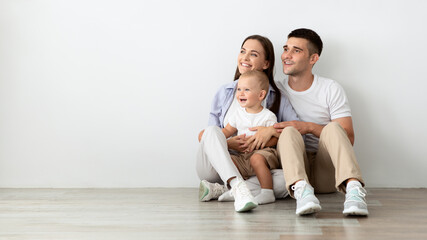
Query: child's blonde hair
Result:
<box><xmin>240</xmin><ymin>70</ymin><xmax>269</xmax><ymax>93</ymax></box>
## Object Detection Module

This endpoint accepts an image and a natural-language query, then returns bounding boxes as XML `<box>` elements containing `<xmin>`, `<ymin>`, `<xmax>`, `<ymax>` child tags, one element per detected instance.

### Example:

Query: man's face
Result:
<box><xmin>281</xmin><ymin>37</ymin><xmax>314</xmax><ymax>76</ymax></box>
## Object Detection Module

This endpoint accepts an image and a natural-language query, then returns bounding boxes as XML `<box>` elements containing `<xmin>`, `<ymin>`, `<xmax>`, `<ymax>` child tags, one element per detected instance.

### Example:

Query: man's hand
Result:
<box><xmin>274</xmin><ymin>121</ymin><xmax>312</xmax><ymax>135</ymax></box>
<box><xmin>274</xmin><ymin>121</ymin><xmax>325</xmax><ymax>138</ymax></box>
<box><xmin>227</xmin><ymin>134</ymin><xmax>248</xmax><ymax>152</ymax></box>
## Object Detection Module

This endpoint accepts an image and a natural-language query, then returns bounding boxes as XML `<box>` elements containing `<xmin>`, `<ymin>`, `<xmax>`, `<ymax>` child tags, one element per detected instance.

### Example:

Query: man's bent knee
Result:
<box><xmin>278</xmin><ymin>126</ymin><xmax>302</xmax><ymax>145</ymax></box>
<box><xmin>323</xmin><ymin>122</ymin><xmax>343</xmax><ymax>133</ymax></box>
<box><xmin>282</xmin><ymin>126</ymin><xmax>300</xmax><ymax>135</ymax></box>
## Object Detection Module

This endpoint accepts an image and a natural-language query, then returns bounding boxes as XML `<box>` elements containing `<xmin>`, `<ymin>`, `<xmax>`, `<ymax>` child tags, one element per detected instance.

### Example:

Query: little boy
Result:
<box><xmin>221</xmin><ymin>70</ymin><xmax>281</xmax><ymax>204</ymax></box>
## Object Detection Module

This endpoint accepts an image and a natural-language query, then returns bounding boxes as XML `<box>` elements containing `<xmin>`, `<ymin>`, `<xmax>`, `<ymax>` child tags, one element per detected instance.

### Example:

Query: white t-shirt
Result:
<box><xmin>276</xmin><ymin>75</ymin><xmax>351</xmax><ymax>152</ymax></box>
<box><xmin>227</xmin><ymin>106</ymin><xmax>277</xmax><ymax>137</ymax></box>
<box><xmin>223</xmin><ymin>93</ymin><xmax>267</xmax><ymax>128</ymax></box>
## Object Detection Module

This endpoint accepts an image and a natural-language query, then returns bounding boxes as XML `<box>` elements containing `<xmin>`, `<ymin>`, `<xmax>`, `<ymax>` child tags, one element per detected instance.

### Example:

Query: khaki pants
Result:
<box><xmin>277</xmin><ymin>122</ymin><xmax>364</xmax><ymax>197</ymax></box>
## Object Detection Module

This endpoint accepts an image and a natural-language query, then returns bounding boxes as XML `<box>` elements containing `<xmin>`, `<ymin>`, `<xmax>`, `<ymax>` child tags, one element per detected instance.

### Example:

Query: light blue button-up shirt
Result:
<box><xmin>208</xmin><ymin>80</ymin><xmax>299</xmax><ymax>128</ymax></box>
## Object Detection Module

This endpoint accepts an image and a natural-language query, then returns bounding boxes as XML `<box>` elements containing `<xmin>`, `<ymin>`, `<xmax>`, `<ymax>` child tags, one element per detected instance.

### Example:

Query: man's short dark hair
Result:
<box><xmin>288</xmin><ymin>28</ymin><xmax>323</xmax><ymax>56</ymax></box>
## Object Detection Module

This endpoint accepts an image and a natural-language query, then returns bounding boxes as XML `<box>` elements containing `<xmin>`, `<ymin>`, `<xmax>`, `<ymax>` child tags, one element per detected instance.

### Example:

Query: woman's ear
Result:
<box><xmin>263</xmin><ymin>60</ymin><xmax>270</xmax><ymax>70</ymax></box>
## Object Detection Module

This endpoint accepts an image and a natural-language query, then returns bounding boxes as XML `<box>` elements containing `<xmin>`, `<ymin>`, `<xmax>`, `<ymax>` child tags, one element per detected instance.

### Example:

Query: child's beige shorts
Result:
<box><xmin>230</xmin><ymin>147</ymin><xmax>281</xmax><ymax>179</ymax></box>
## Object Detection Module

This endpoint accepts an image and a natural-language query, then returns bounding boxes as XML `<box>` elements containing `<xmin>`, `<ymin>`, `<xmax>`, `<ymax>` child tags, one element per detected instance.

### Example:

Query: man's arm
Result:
<box><xmin>332</xmin><ymin>116</ymin><xmax>354</xmax><ymax>145</ymax></box>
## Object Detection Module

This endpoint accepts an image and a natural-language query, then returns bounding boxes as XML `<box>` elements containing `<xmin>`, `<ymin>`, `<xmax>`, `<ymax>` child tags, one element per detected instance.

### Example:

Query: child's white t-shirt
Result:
<box><xmin>224</xmin><ymin>93</ymin><xmax>267</xmax><ymax>128</ymax></box>
<box><xmin>227</xmin><ymin>107</ymin><xmax>277</xmax><ymax>137</ymax></box>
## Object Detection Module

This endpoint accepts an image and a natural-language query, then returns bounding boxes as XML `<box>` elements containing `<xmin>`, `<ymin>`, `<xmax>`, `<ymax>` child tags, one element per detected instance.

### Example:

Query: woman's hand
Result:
<box><xmin>227</xmin><ymin>134</ymin><xmax>247</xmax><ymax>152</ymax></box>
<box><xmin>244</xmin><ymin>126</ymin><xmax>276</xmax><ymax>152</ymax></box>
<box><xmin>198</xmin><ymin>129</ymin><xmax>205</xmax><ymax>142</ymax></box>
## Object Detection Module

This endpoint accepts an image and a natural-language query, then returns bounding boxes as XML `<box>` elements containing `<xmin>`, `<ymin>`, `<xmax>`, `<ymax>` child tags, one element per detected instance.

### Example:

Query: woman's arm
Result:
<box><xmin>263</xmin><ymin>136</ymin><xmax>278</xmax><ymax>148</ymax></box>
<box><xmin>278</xmin><ymin>93</ymin><xmax>300</xmax><ymax>122</ymax></box>
<box><xmin>198</xmin><ymin>129</ymin><xmax>205</xmax><ymax>142</ymax></box>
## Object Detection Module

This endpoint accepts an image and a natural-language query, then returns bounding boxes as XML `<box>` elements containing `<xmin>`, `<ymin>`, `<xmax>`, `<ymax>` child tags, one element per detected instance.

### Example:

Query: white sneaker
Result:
<box><xmin>218</xmin><ymin>190</ymin><xmax>234</xmax><ymax>202</ymax></box>
<box><xmin>199</xmin><ymin>180</ymin><xmax>227</xmax><ymax>202</ymax></box>
<box><xmin>343</xmin><ymin>184</ymin><xmax>369</xmax><ymax>216</ymax></box>
<box><xmin>291</xmin><ymin>181</ymin><xmax>321</xmax><ymax>215</ymax></box>
<box><xmin>231</xmin><ymin>178</ymin><xmax>258</xmax><ymax>212</ymax></box>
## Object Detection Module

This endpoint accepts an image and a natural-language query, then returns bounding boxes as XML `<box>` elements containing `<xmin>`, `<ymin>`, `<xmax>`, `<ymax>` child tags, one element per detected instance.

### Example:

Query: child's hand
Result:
<box><xmin>198</xmin><ymin>129</ymin><xmax>205</xmax><ymax>142</ymax></box>
<box><xmin>227</xmin><ymin>134</ymin><xmax>247</xmax><ymax>152</ymax></box>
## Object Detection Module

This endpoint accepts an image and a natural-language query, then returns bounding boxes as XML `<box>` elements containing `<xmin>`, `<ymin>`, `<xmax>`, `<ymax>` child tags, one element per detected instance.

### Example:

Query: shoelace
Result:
<box><xmin>235</xmin><ymin>181</ymin><xmax>251</xmax><ymax>197</ymax></box>
<box><xmin>345</xmin><ymin>186</ymin><xmax>367</xmax><ymax>205</ymax></box>
<box><xmin>291</xmin><ymin>184</ymin><xmax>305</xmax><ymax>200</ymax></box>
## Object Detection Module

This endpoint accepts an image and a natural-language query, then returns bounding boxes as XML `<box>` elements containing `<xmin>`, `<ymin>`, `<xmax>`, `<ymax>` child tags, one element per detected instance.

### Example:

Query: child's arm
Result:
<box><xmin>222</xmin><ymin>123</ymin><xmax>238</xmax><ymax>139</ymax></box>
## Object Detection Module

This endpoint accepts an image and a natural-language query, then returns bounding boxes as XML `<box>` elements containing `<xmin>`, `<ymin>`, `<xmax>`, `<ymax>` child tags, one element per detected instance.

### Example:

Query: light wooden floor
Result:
<box><xmin>0</xmin><ymin>188</ymin><xmax>426</xmax><ymax>240</ymax></box>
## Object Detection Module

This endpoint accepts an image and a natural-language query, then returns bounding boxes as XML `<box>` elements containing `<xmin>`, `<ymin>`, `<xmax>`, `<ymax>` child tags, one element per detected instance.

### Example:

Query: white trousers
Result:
<box><xmin>196</xmin><ymin>126</ymin><xmax>288</xmax><ymax>198</ymax></box>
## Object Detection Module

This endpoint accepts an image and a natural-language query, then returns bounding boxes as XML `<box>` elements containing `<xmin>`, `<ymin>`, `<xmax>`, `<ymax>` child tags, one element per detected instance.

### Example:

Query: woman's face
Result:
<box><xmin>237</xmin><ymin>39</ymin><xmax>269</xmax><ymax>75</ymax></box>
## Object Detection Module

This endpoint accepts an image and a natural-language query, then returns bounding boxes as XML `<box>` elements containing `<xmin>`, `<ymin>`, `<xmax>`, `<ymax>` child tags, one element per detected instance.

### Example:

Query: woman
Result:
<box><xmin>196</xmin><ymin>35</ymin><xmax>299</xmax><ymax>212</ymax></box>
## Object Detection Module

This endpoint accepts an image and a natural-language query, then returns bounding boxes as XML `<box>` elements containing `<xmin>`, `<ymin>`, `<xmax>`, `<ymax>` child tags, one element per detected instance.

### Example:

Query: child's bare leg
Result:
<box><xmin>250</xmin><ymin>153</ymin><xmax>275</xmax><ymax>204</ymax></box>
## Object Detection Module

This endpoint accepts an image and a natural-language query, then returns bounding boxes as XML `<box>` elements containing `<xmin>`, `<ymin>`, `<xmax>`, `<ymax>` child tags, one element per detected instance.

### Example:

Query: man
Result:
<box><xmin>274</xmin><ymin>28</ymin><xmax>368</xmax><ymax>216</ymax></box>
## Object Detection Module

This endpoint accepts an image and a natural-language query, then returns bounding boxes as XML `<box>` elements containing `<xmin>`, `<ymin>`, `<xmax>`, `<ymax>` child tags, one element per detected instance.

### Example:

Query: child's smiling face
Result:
<box><xmin>236</xmin><ymin>76</ymin><xmax>265</xmax><ymax>111</ymax></box>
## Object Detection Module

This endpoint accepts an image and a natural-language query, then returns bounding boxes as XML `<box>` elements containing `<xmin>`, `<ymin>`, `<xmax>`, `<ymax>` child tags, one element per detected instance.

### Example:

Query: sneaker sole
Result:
<box><xmin>199</xmin><ymin>181</ymin><xmax>210</xmax><ymax>202</ymax></box>
<box><xmin>296</xmin><ymin>202</ymin><xmax>322</xmax><ymax>215</ymax></box>
<box><xmin>343</xmin><ymin>206</ymin><xmax>369</xmax><ymax>216</ymax></box>
<box><xmin>236</xmin><ymin>202</ymin><xmax>257</xmax><ymax>212</ymax></box>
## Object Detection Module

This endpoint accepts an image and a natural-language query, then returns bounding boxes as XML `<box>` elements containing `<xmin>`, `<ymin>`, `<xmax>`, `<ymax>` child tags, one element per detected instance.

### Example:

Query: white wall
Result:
<box><xmin>1</xmin><ymin>0</ymin><xmax>426</xmax><ymax>188</ymax></box>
